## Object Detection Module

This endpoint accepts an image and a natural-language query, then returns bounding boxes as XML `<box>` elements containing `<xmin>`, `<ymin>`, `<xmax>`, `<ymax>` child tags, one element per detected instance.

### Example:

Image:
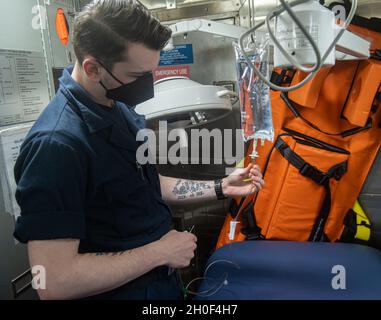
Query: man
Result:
<box><xmin>13</xmin><ymin>0</ymin><xmax>264</xmax><ymax>300</ymax></box>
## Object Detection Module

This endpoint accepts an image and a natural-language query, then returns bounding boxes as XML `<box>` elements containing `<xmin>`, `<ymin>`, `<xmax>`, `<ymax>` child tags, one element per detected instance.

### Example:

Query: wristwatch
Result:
<box><xmin>214</xmin><ymin>179</ymin><xmax>227</xmax><ymax>200</ymax></box>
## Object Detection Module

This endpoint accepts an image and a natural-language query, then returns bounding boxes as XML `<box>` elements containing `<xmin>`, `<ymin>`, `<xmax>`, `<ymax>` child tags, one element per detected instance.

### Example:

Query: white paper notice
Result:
<box><xmin>0</xmin><ymin>123</ymin><xmax>33</xmax><ymax>220</ymax></box>
<box><xmin>0</xmin><ymin>49</ymin><xmax>50</xmax><ymax>126</ymax></box>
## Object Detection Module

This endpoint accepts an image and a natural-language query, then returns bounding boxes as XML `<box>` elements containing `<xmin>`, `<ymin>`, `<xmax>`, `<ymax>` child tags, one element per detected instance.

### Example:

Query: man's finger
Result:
<box><xmin>250</xmin><ymin>168</ymin><xmax>262</xmax><ymax>178</ymax></box>
<box><xmin>249</xmin><ymin>171</ymin><xmax>262</xmax><ymax>178</ymax></box>
<box><xmin>252</xmin><ymin>179</ymin><xmax>264</xmax><ymax>191</ymax></box>
<box><xmin>253</xmin><ymin>178</ymin><xmax>265</xmax><ymax>187</ymax></box>
<box><xmin>252</xmin><ymin>182</ymin><xmax>262</xmax><ymax>191</ymax></box>
<box><xmin>250</xmin><ymin>176</ymin><xmax>263</xmax><ymax>183</ymax></box>
<box><xmin>251</xmin><ymin>184</ymin><xmax>261</xmax><ymax>193</ymax></box>
<box><xmin>249</xmin><ymin>172</ymin><xmax>263</xmax><ymax>182</ymax></box>
<box><xmin>253</xmin><ymin>164</ymin><xmax>260</xmax><ymax>171</ymax></box>
<box><xmin>239</xmin><ymin>168</ymin><xmax>252</xmax><ymax>178</ymax></box>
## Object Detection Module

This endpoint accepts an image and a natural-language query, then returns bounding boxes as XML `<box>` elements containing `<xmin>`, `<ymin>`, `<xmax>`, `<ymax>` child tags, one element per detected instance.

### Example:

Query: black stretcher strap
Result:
<box><xmin>282</xmin><ymin>128</ymin><xmax>350</xmax><ymax>155</ymax></box>
<box><xmin>241</xmin><ymin>203</ymin><xmax>264</xmax><ymax>241</ymax></box>
<box><xmin>229</xmin><ymin>197</ymin><xmax>245</xmax><ymax>219</ymax></box>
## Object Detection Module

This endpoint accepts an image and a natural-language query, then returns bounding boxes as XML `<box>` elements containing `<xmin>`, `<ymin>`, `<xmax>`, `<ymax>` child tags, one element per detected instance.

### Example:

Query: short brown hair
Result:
<box><xmin>73</xmin><ymin>0</ymin><xmax>172</xmax><ymax>68</ymax></box>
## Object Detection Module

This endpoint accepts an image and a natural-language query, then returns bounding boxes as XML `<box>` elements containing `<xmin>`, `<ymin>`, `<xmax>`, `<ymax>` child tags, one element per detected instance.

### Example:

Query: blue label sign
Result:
<box><xmin>159</xmin><ymin>44</ymin><xmax>194</xmax><ymax>66</ymax></box>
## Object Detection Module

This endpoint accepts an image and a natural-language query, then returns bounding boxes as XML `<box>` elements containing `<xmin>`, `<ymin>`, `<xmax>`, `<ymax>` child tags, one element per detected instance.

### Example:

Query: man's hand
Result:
<box><xmin>157</xmin><ymin>230</ymin><xmax>197</xmax><ymax>269</ymax></box>
<box><xmin>222</xmin><ymin>164</ymin><xmax>264</xmax><ymax>198</ymax></box>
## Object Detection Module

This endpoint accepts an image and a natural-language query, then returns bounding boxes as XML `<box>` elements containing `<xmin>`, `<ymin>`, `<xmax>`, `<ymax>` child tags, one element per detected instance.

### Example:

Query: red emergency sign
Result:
<box><xmin>154</xmin><ymin>65</ymin><xmax>190</xmax><ymax>82</ymax></box>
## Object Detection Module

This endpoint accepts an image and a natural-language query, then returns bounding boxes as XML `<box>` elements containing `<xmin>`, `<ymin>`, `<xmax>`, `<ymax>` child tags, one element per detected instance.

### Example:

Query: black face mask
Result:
<box><xmin>98</xmin><ymin>61</ymin><xmax>154</xmax><ymax>107</ymax></box>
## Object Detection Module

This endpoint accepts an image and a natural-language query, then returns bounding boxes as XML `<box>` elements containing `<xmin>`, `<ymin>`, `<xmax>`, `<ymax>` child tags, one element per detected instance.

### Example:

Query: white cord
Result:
<box><xmin>239</xmin><ymin>0</ymin><xmax>358</xmax><ymax>92</ymax></box>
<box><xmin>185</xmin><ymin>259</ymin><xmax>240</xmax><ymax>297</ymax></box>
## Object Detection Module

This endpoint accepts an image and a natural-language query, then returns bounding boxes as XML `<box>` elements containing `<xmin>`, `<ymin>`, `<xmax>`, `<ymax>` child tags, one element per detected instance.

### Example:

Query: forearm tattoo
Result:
<box><xmin>172</xmin><ymin>179</ymin><xmax>212</xmax><ymax>200</ymax></box>
<box><xmin>94</xmin><ymin>251</ymin><xmax>127</xmax><ymax>257</ymax></box>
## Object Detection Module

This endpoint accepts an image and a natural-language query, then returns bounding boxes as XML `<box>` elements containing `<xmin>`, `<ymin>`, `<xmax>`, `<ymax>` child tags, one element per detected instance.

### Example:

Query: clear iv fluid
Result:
<box><xmin>233</xmin><ymin>42</ymin><xmax>274</xmax><ymax>145</ymax></box>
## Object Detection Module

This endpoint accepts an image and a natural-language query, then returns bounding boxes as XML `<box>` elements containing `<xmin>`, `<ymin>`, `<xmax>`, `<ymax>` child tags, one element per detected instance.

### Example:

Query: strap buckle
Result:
<box><xmin>245</xmin><ymin>231</ymin><xmax>265</xmax><ymax>241</ymax></box>
<box><xmin>329</xmin><ymin>162</ymin><xmax>348</xmax><ymax>181</ymax></box>
<box><xmin>299</xmin><ymin>163</ymin><xmax>329</xmax><ymax>185</ymax></box>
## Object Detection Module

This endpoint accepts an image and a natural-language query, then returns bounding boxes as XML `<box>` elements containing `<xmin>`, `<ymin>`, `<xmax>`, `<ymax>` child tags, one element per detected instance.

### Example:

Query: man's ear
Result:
<box><xmin>82</xmin><ymin>58</ymin><xmax>102</xmax><ymax>82</ymax></box>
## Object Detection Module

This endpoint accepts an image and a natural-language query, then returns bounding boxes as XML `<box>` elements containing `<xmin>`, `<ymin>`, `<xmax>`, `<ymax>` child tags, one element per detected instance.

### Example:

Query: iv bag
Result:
<box><xmin>233</xmin><ymin>37</ymin><xmax>274</xmax><ymax>144</ymax></box>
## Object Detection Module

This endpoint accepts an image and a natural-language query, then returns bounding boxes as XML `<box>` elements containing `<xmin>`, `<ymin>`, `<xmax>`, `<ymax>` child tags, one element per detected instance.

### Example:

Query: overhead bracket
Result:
<box><xmin>166</xmin><ymin>0</ymin><xmax>176</xmax><ymax>10</ymax></box>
